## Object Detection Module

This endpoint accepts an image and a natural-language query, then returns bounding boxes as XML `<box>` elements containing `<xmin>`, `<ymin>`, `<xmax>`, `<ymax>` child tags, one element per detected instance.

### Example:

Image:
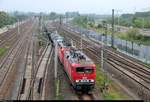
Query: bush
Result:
<box><xmin>0</xmin><ymin>11</ymin><xmax>17</xmax><ymax>28</ymax></box>
<box><xmin>88</xmin><ymin>23</ymin><xmax>94</xmax><ymax>27</ymax></box>
<box><xmin>0</xmin><ymin>48</ymin><xmax>7</xmax><ymax>56</ymax></box>
<box><xmin>126</xmin><ymin>28</ymin><xmax>143</xmax><ymax>40</ymax></box>
<box><xmin>97</xmin><ymin>24</ymin><xmax>103</xmax><ymax>28</ymax></box>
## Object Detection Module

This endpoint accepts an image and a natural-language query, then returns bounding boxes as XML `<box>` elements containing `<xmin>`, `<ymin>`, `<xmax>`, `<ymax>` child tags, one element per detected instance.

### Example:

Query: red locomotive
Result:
<box><xmin>63</xmin><ymin>48</ymin><xmax>96</xmax><ymax>91</ymax></box>
<box><xmin>51</xmin><ymin>32</ymin><xmax>96</xmax><ymax>92</ymax></box>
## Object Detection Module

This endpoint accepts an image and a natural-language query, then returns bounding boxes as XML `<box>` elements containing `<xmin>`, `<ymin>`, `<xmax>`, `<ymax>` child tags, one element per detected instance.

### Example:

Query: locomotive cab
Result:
<box><xmin>65</xmin><ymin>49</ymin><xmax>96</xmax><ymax>92</ymax></box>
<box><xmin>73</xmin><ymin>65</ymin><xmax>96</xmax><ymax>91</ymax></box>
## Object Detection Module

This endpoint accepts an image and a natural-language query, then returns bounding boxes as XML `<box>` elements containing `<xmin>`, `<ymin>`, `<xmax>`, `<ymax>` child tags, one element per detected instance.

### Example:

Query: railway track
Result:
<box><xmin>0</xmin><ymin>21</ymin><xmax>30</xmax><ymax>47</ymax></box>
<box><xmin>14</xmin><ymin>18</ymin><xmax>41</xmax><ymax>100</ymax></box>
<box><xmin>16</xmin><ymin>35</ymin><xmax>32</xmax><ymax>100</ymax></box>
<box><xmin>44</xmin><ymin>47</ymin><xmax>55</xmax><ymax>100</ymax></box>
<box><xmin>58</xmin><ymin>24</ymin><xmax>150</xmax><ymax>101</ymax></box>
<box><xmin>32</xmin><ymin>45</ymin><xmax>53</xmax><ymax>100</ymax></box>
<box><xmin>41</xmin><ymin>46</ymin><xmax>54</xmax><ymax>100</ymax></box>
<box><xmin>0</xmin><ymin>20</ymin><xmax>33</xmax><ymax>67</ymax></box>
<box><xmin>81</xmin><ymin>39</ymin><xmax>150</xmax><ymax>89</ymax></box>
<box><xmin>0</xmin><ymin>19</ymin><xmax>37</xmax><ymax>100</ymax></box>
<box><xmin>17</xmin><ymin>21</ymin><xmax>40</xmax><ymax>100</ymax></box>
<box><xmin>0</xmin><ymin>22</ymin><xmax>34</xmax><ymax>100</ymax></box>
<box><xmin>17</xmin><ymin>35</ymin><xmax>34</xmax><ymax>100</ymax></box>
<box><xmin>17</xmin><ymin>43</ymin><xmax>53</xmax><ymax>100</ymax></box>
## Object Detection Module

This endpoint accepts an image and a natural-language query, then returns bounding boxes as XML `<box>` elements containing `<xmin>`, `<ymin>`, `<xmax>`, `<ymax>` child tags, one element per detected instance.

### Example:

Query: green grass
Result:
<box><xmin>0</xmin><ymin>48</ymin><xmax>7</xmax><ymax>57</ymax></box>
<box><xmin>55</xmin><ymin>79</ymin><xmax>64</xmax><ymax>100</ymax></box>
<box><xmin>142</xmin><ymin>63</ymin><xmax>150</xmax><ymax>69</ymax></box>
<box><xmin>55</xmin><ymin>79</ymin><xmax>62</xmax><ymax>100</ymax></box>
<box><xmin>116</xmin><ymin>32</ymin><xmax>150</xmax><ymax>46</ymax></box>
<box><xmin>72</xmin><ymin>22</ymin><xmax>88</xmax><ymax>29</ymax></box>
<box><xmin>88</xmin><ymin>25</ymin><xmax>150</xmax><ymax>46</ymax></box>
<box><xmin>148</xmin><ymin>64</ymin><xmax>150</xmax><ymax>68</ymax></box>
<box><xmin>104</xmin><ymin>90</ymin><xmax>128</xmax><ymax>100</ymax></box>
<box><xmin>87</xmin><ymin>24</ymin><xmax>112</xmax><ymax>36</ymax></box>
<box><xmin>57</xmin><ymin>95</ymin><xmax>64</xmax><ymax>100</ymax></box>
<box><xmin>96</xmin><ymin>64</ymin><xmax>128</xmax><ymax>100</ymax></box>
<box><xmin>75</xmin><ymin>23</ymin><xmax>150</xmax><ymax>46</ymax></box>
<box><xmin>96</xmin><ymin>64</ymin><xmax>110</xmax><ymax>89</ymax></box>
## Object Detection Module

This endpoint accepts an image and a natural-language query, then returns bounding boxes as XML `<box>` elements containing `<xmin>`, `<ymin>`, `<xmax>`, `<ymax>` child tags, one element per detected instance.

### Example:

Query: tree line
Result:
<box><xmin>107</xmin><ymin>11</ymin><xmax>150</xmax><ymax>28</ymax></box>
<box><xmin>0</xmin><ymin>11</ymin><xmax>29</xmax><ymax>28</ymax></box>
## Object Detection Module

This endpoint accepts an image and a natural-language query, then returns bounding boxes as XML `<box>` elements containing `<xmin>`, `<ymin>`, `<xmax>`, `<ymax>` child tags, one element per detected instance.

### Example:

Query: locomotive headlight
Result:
<box><xmin>76</xmin><ymin>80</ymin><xmax>79</xmax><ymax>83</ymax></box>
<box><xmin>90</xmin><ymin>79</ymin><xmax>94</xmax><ymax>82</ymax></box>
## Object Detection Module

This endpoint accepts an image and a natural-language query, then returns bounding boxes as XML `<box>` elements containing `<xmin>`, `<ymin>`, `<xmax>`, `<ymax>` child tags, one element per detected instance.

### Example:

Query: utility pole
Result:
<box><xmin>86</xmin><ymin>16</ymin><xmax>88</xmax><ymax>29</ymax></box>
<box><xmin>54</xmin><ymin>42</ymin><xmax>58</xmax><ymax>79</ymax></box>
<box><xmin>39</xmin><ymin>14</ymin><xmax>42</xmax><ymax>33</ymax></box>
<box><xmin>118</xmin><ymin>16</ymin><xmax>119</xmax><ymax>26</ymax></box>
<box><xmin>18</xmin><ymin>19</ymin><xmax>20</xmax><ymax>35</ymax></box>
<box><xmin>58</xmin><ymin>16</ymin><xmax>62</xmax><ymax>31</ymax></box>
<box><xmin>103</xmin><ymin>21</ymin><xmax>108</xmax><ymax>44</ymax></box>
<box><xmin>126</xmin><ymin>40</ymin><xmax>127</xmax><ymax>53</ymax></box>
<box><xmin>145</xmin><ymin>46</ymin><xmax>148</xmax><ymax>63</ymax></box>
<box><xmin>60</xmin><ymin>16</ymin><xmax>62</xmax><ymax>25</ymax></box>
<box><xmin>66</xmin><ymin>14</ymin><xmax>68</xmax><ymax>24</ymax></box>
<box><xmin>105</xmin><ymin>24</ymin><xmax>108</xmax><ymax>45</ymax></box>
<box><xmin>142</xmin><ymin>18</ymin><xmax>144</xmax><ymax>30</ymax></box>
<box><xmin>80</xmin><ymin>37</ymin><xmax>83</xmax><ymax>51</ymax></box>
<box><xmin>101</xmin><ymin>40</ymin><xmax>108</xmax><ymax>96</ymax></box>
<box><xmin>31</xmin><ymin>40</ymin><xmax>34</xmax><ymax>100</ymax></box>
<box><xmin>101</xmin><ymin>43</ymin><xmax>104</xmax><ymax>72</ymax></box>
<box><xmin>131</xmin><ymin>41</ymin><xmax>134</xmax><ymax>55</ymax></box>
<box><xmin>111</xmin><ymin>9</ymin><xmax>115</xmax><ymax>48</ymax></box>
<box><xmin>54</xmin><ymin>42</ymin><xmax>58</xmax><ymax>99</ymax></box>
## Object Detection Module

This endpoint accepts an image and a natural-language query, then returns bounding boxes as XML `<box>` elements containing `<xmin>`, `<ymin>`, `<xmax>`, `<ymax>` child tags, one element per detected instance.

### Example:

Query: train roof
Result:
<box><xmin>58</xmin><ymin>40</ymin><xmax>72</xmax><ymax>48</ymax></box>
<box><xmin>51</xmin><ymin>32</ymin><xmax>64</xmax><ymax>42</ymax></box>
<box><xmin>65</xmin><ymin>49</ymin><xmax>94</xmax><ymax>65</ymax></box>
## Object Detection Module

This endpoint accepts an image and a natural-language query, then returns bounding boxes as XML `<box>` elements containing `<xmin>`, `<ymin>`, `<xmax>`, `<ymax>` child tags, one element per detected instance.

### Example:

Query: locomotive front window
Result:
<box><xmin>76</xmin><ymin>67</ymin><xmax>93</xmax><ymax>74</ymax></box>
<box><xmin>76</xmin><ymin>67</ymin><xmax>84</xmax><ymax>73</ymax></box>
<box><xmin>85</xmin><ymin>68</ymin><xmax>93</xmax><ymax>74</ymax></box>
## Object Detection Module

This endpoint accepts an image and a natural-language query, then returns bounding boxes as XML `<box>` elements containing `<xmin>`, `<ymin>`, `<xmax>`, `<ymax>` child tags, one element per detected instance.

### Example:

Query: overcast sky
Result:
<box><xmin>0</xmin><ymin>0</ymin><xmax>150</xmax><ymax>14</ymax></box>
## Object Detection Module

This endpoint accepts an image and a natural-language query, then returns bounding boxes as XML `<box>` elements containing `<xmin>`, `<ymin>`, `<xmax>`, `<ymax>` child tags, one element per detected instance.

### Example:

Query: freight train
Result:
<box><xmin>49</xmin><ymin>31</ymin><xmax>96</xmax><ymax>92</ymax></box>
